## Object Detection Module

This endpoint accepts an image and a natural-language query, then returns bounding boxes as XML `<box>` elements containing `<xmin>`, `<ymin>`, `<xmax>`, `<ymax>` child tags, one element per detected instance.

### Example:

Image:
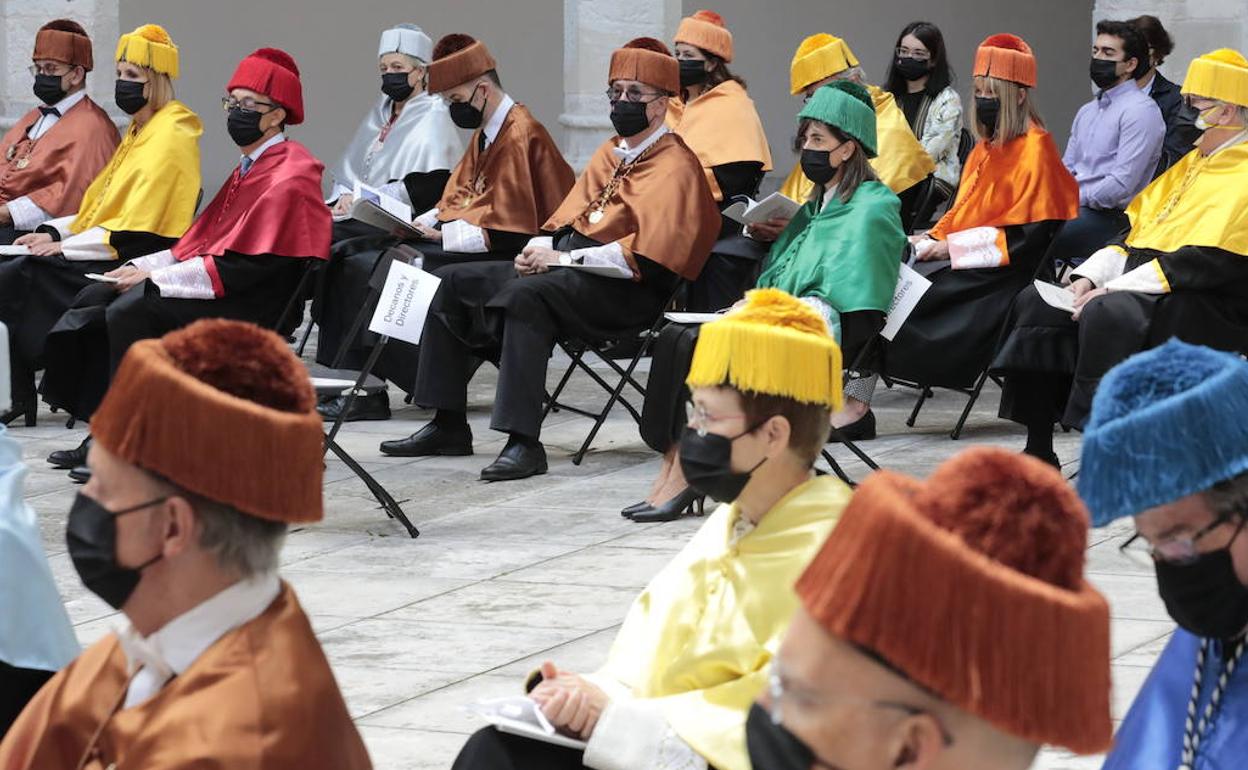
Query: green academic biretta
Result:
<box><xmin>798</xmin><ymin>80</ymin><xmax>878</xmax><ymax>158</ymax></box>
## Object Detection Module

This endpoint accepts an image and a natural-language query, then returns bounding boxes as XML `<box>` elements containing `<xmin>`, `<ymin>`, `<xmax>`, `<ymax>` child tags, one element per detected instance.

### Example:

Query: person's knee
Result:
<box><xmin>451</xmin><ymin>727</ymin><xmax>511</xmax><ymax>769</ymax></box>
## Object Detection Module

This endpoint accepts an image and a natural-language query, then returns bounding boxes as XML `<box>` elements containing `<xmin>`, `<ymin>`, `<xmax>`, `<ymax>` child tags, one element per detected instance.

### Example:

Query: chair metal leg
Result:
<box><xmin>906</xmin><ymin>387</ymin><xmax>932</xmax><ymax>427</ymax></box>
<box><xmin>820</xmin><ymin>449</ymin><xmax>856</xmax><ymax>487</ymax></box>
<box><xmin>295</xmin><ymin>318</ymin><xmax>316</xmax><ymax>357</ymax></box>
<box><xmin>828</xmin><ymin>427</ymin><xmax>881</xmax><ymax>471</ymax></box>
<box><xmin>950</xmin><ymin>369</ymin><xmax>991</xmax><ymax>441</ymax></box>
<box><xmin>571</xmin><ymin>342</ymin><xmax>651</xmax><ymax>465</ymax></box>
<box><xmin>325</xmin><ymin>438</ymin><xmax>418</xmax><ymax>538</ymax></box>
<box><xmin>542</xmin><ymin>347</ymin><xmax>584</xmax><ymax>420</ymax></box>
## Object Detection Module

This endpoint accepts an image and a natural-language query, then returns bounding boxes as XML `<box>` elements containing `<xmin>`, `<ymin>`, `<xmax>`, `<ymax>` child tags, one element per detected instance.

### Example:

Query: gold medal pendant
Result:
<box><xmin>15</xmin><ymin>157</ymin><xmax>30</xmax><ymax>170</ymax></box>
<box><xmin>588</xmin><ymin>210</ymin><xmax>604</xmax><ymax>225</ymax></box>
<box><xmin>5</xmin><ymin>146</ymin><xmax>15</xmax><ymax>162</ymax></box>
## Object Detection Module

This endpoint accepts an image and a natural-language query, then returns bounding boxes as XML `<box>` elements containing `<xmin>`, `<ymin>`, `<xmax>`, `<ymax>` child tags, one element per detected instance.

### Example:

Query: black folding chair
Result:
<box><xmin>542</xmin><ymin>281</ymin><xmax>686</xmax><ymax>465</ymax></box>
<box><xmin>306</xmin><ymin>248</ymin><xmax>420</xmax><ymax>538</ymax></box>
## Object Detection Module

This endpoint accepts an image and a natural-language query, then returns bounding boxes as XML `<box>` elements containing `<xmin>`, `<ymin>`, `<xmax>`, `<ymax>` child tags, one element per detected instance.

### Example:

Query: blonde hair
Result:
<box><xmin>145</xmin><ymin>67</ymin><xmax>175</xmax><ymax>112</ymax></box>
<box><xmin>972</xmin><ymin>75</ymin><xmax>1044</xmax><ymax>145</ymax></box>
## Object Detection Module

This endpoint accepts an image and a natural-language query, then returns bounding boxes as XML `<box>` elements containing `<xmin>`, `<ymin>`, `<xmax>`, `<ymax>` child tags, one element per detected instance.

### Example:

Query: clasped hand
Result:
<box><xmin>13</xmin><ymin>232</ymin><xmax>62</xmax><ymax>257</ymax></box>
<box><xmin>527</xmin><ymin>661</ymin><xmax>609</xmax><ymax>740</ymax></box>
<box><xmin>515</xmin><ymin>245</ymin><xmax>564</xmax><ymax>276</ymax></box>
<box><xmin>1069</xmin><ymin>277</ymin><xmax>1106</xmax><ymax>320</ymax></box>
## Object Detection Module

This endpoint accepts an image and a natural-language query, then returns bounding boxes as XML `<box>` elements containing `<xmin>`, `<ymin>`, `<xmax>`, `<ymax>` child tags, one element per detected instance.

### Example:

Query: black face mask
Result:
<box><xmin>610</xmin><ymin>99</ymin><xmax>652</xmax><ymax>138</ymax></box>
<box><xmin>33</xmin><ymin>73</ymin><xmax>67</xmax><ymax>106</ymax></box>
<box><xmin>1090</xmin><ymin>57</ymin><xmax>1123</xmax><ymax>90</ymax></box>
<box><xmin>381</xmin><ymin>71</ymin><xmax>416</xmax><ymax>103</ymax></box>
<box><xmin>975</xmin><ymin>96</ymin><xmax>1000</xmax><ymax>138</ymax></box>
<box><xmin>678</xmin><ymin>422</ymin><xmax>769</xmax><ymax>503</ymax></box>
<box><xmin>679</xmin><ymin>59</ymin><xmax>709</xmax><ymax>87</ymax></box>
<box><xmin>1155</xmin><ymin>522</ymin><xmax>1248</xmax><ymax>639</ymax></box>
<box><xmin>449</xmin><ymin>86</ymin><xmax>487</xmax><ymax>130</ymax></box>
<box><xmin>227</xmin><ymin>107</ymin><xmax>266</xmax><ymax>147</ymax></box>
<box><xmin>66</xmin><ymin>492</ymin><xmax>167</xmax><ymax>610</ymax></box>
<box><xmin>894</xmin><ymin>56</ymin><xmax>931</xmax><ymax>82</ymax></box>
<box><xmin>746</xmin><ymin>703</ymin><xmax>847</xmax><ymax>770</ymax></box>
<box><xmin>115</xmin><ymin>79</ymin><xmax>148</xmax><ymax>115</ymax></box>
<box><xmin>800</xmin><ymin>148</ymin><xmax>840</xmax><ymax>187</ymax></box>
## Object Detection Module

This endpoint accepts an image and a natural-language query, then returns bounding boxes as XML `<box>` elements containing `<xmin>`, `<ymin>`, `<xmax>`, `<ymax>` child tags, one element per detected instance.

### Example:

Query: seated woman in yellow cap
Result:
<box><xmin>666</xmin><ymin>9</ymin><xmax>773</xmax><ymax>310</ymax></box>
<box><xmin>749</xmin><ymin>32</ymin><xmax>934</xmax><ymax>242</ymax></box>
<box><xmin>882</xmin><ymin>34</ymin><xmax>1077</xmax><ymax>417</ymax></box>
<box><xmin>0</xmin><ymin>23</ymin><xmax>201</xmax><ymax>427</ymax></box>
<box><xmin>992</xmin><ymin>48</ymin><xmax>1248</xmax><ymax>467</ymax></box>
<box><xmin>451</xmin><ymin>288</ymin><xmax>850</xmax><ymax>770</ymax></box>
<box><xmin>628</xmin><ymin>81</ymin><xmax>905</xmax><ymax>522</ymax></box>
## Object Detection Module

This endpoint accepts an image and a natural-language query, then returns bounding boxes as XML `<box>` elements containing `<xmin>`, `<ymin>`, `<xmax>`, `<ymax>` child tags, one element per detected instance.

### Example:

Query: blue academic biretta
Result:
<box><xmin>1079</xmin><ymin>339</ymin><xmax>1248</xmax><ymax>527</ymax></box>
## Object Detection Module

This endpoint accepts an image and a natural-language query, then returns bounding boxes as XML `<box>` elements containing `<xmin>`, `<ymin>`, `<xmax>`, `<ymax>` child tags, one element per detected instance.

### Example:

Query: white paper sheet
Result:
<box><xmin>367</xmin><ymin>260</ymin><xmax>442</xmax><ymax>346</ymax></box>
<box><xmin>1033</xmin><ymin>279</ymin><xmax>1077</xmax><ymax>314</ymax></box>
<box><xmin>464</xmin><ymin>696</ymin><xmax>589</xmax><ymax>751</ymax></box>
<box><xmin>722</xmin><ymin>192</ymin><xmax>801</xmax><ymax>226</ymax></box>
<box><xmin>881</xmin><ymin>263</ymin><xmax>933</xmax><ymax>341</ymax></box>
<box><xmin>0</xmin><ymin>245</ymin><xmax>32</xmax><ymax>256</ymax></box>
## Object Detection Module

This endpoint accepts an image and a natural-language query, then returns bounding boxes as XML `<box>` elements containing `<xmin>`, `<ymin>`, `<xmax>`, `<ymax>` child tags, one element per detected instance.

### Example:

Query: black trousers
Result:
<box><xmin>413</xmin><ymin>260</ymin><xmax>672</xmax><ymax>439</ymax></box>
<box><xmin>452</xmin><ymin>728</ymin><xmax>588</xmax><ymax>770</ymax></box>
<box><xmin>0</xmin><ymin>254</ymin><xmax>114</xmax><ymax>401</ymax></box>
<box><xmin>0</xmin><ymin>660</ymin><xmax>54</xmax><ymax>740</ymax></box>
<box><xmin>1046</xmin><ymin>206</ymin><xmax>1129</xmax><ymax>269</ymax></box>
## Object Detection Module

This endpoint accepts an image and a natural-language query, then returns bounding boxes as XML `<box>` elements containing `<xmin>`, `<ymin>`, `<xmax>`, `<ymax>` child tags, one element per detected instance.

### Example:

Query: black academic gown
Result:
<box><xmin>38</xmin><ymin>253</ymin><xmax>307</xmax><ymax>420</ymax></box>
<box><xmin>687</xmin><ymin>161</ymin><xmax>766</xmax><ymax>312</ymax></box>
<box><xmin>413</xmin><ymin>229</ymin><xmax>680</xmax><ymax>439</ymax></box>
<box><xmin>882</xmin><ymin>220</ymin><xmax>1063</xmax><ymax>389</ymax></box>
<box><xmin>993</xmin><ymin>243</ymin><xmax>1248</xmax><ymax>429</ymax></box>
<box><xmin>0</xmin><ymin>230</ymin><xmax>174</xmax><ymax>403</ymax></box>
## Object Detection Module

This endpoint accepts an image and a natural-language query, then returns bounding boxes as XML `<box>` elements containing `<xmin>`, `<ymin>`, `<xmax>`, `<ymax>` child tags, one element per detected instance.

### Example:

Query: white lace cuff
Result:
<box><xmin>6</xmin><ymin>196</ymin><xmax>51</xmax><ymax>232</ymax></box>
<box><xmin>61</xmin><ymin>226</ymin><xmax>117</xmax><ymax>261</ymax></box>
<box><xmin>39</xmin><ymin>214</ymin><xmax>77</xmax><ymax>240</ymax></box>
<box><xmin>584</xmin><ymin>698</ymin><xmax>707</xmax><ymax>770</ymax></box>
<box><xmin>570</xmin><ymin>241</ymin><xmax>634</xmax><ymax>279</ymax></box>
<box><xmin>1071</xmin><ymin>245</ymin><xmax>1128</xmax><ymax>288</ymax></box>
<box><xmin>1105</xmin><ymin>259</ymin><xmax>1169</xmax><ymax>294</ymax></box>
<box><xmin>442</xmin><ymin>219</ymin><xmax>488</xmax><ymax>253</ymax></box>
<box><xmin>150</xmin><ymin>256</ymin><xmax>216</xmax><ymax>299</ymax></box>
<box><xmin>416</xmin><ymin>208</ymin><xmax>440</xmax><ymax>228</ymax></box>
<box><xmin>128</xmin><ymin>249</ymin><xmax>177</xmax><ymax>271</ymax></box>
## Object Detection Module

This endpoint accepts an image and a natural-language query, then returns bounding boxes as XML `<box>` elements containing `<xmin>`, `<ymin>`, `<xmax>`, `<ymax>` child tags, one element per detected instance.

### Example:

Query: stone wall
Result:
<box><xmin>1</xmin><ymin>0</ymin><xmax>119</xmax><ymax>129</ymax></box>
<box><xmin>1093</xmin><ymin>0</ymin><xmax>1248</xmax><ymax>83</ymax></box>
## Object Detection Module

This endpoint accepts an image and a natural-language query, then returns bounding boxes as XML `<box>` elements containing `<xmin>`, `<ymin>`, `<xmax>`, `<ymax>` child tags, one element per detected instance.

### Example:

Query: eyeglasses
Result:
<box><xmin>685</xmin><ymin>399</ymin><xmax>747</xmax><ymax>437</ymax></box>
<box><xmin>221</xmin><ymin>96</ymin><xmax>278</xmax><ymax>113</ymax></box>
<box><xmin>1119</xmin><ymin>514</ymin><xmax>1247</xmax><ymax>567</ymax></box>
<box><xmin>606</xmin><ymin>86</ymin><xmax>663</xmax><ymax>104</ymax></box>
<box><xmin>29</xmin><ymin>63</ymin><xmax>71</xmax><ymax>77</ymax></box>
<box><xmin>767</xmin><ymin>669</ymin><xmax>954</xmax><ymax>746</ymax></box>
<box><xmin>896</xmin><ymin>46</ymin><xmax>931</xmax><ymax>61</ymax></box>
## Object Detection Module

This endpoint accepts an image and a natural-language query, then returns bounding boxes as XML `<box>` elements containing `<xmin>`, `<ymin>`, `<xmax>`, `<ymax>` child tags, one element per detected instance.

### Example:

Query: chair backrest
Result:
<box><xmin>368</xmin><ymin>244</ymin><xmax>422</xmax><ymax>292</ymax></box>
<box><xmin>957</xmin><ymin>128</ymin><xmax>975</xmax><ymax>166</ymax></box>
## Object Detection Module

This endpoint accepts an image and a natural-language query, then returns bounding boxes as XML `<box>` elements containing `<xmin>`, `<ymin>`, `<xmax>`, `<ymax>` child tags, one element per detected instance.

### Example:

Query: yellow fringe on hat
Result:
<box><xmin>686</xmin><ymin>288</ymin><xmax>844</xmax><ymax>409</ymax></box>
<box><xmin>790</xmin><ymin>33</ymin><xmax>858</xmax><ymax>95</ymax></box>
<box><xmin>1183</xmin><ymin>48</ymin><xmax>1248</xmax><ymax>108</ymax></box>
<box><xmin>115</xmin><ymin>23</ymin><xmax>179</xmax><ymax>78</ymax></box>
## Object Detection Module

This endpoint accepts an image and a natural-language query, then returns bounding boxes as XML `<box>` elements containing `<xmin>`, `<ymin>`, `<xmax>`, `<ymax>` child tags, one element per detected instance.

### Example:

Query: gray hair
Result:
<box><xmin>193</xmin><ymin>496</ymin><xmax>287</xmax><ymax>577</ymax></box>
<box><xmin>1204</xmin><ymin>470</ymin><xmax>1248</xmax><ymax>521</ymax></box>
<box><xmin>832</xmin><ymin>66</ymin><xmax>868</xmax><ymax>85</ymax></box>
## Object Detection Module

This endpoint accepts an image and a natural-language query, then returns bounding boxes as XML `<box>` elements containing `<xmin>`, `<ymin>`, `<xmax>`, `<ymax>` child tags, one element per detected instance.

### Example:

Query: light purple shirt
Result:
<box><xmin>1063</xmin><ymin>78</ymin><xmax>1165</xmax><ymax>210</ymax></box>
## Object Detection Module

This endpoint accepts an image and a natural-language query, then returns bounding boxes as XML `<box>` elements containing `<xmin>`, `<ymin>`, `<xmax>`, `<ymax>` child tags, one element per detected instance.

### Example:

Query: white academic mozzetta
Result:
<box><xmin>367</xmin><ymin>260</ymin><xmax>442</xmax><ymax>346</ymax></box>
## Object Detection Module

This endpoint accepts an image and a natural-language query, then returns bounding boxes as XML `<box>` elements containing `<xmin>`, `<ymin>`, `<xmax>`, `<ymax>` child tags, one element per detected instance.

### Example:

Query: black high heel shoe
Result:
<box><xmin>830</xmin><ymin>409</ymin><xmax>875</xmax><ymax>443</ymax></box>
<box><xmin>0</xmin><ymin>399</ymin><xmax>36</xmax><ymax>428</ymax></box>
<box><xmin>631</xmin><ymin>487</ymin><xmax>706</xmax><ymax>523</ymax></box>
<box><xmin>620</xmin><ymin>500</ymin><xmax>652</xmax><ymax>519</ymax></box>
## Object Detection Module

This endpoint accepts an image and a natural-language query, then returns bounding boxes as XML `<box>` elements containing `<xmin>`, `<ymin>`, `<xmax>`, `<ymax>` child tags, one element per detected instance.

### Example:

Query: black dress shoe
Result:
<box><xmin>317</xmin><ymin>392</ymin><xmax>391</xmax><ymax>423</ymax></box>
<box><xmin>0</xmin><ymin>398</ymin><xmax>37</xmax><ymax>428</ymax></box>
<box><xmin>631</xmin><ymin>487</ymin><xmax>706</xmax><ymax>523</ymax></box>
<box><xmin>49</xmin><ymin>436</ymin><xmax>92</xmax><ymax>469</ymax></box>
<box><xmin>830</xmin><ymin>409</ymin><xmax>876</xmax><ymax>443</ymax></box>
<box><xmin>379</xmin><ymin>422</ymin><xmax>472</xmax><ymax>457</ymax></box>
<box><xmin>480</xmin><ymin>439</ymin><xmax>547</xmax><ymax>482</ymax></box>
<box><xmin>68</xmin><ymin>465</ymin><xmax>91</xmax><ymax>484</ymax></box>
<box><xmin>1024</xmin><ymin>449</ymin><xmax>1061</xmax><ymax>469</ymax></box>
<box><xmin>620</xmin><ymin>500</ymin><xmax>652</xmax><ymax>519</ymax></box>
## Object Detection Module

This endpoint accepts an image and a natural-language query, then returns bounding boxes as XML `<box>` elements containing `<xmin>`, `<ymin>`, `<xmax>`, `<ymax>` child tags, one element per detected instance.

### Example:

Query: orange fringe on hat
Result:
<box><xmin>973</xmin><ymin>33</ymin><xmax>1037</xmax><ymax>87</ymax></box>
<box><xmin>675</xmin><ymin>10</ymin><xmax>734</xmax><ymax>62</ymax></box>
<box><xmin>796</xmin><ymin>447</ymin><xmax>1112</xmax><ymax>753</ymax></box>
<box><xmin>34</xmin><ymin>19</ymin><xmax>94</xmax><ymax>71</ymax></box>
<box><xmin>92</xmin><ymin>320</ymin><xmax>325</xmax><ymax>525</ymax></box>
<box><xmin>428</xmin><ymin>34</ymin><xmax>497</xmax><ymax>93</ymax></box>
<box><xmin>609</xmin><ymin>37</ymin><xmax>680</xmax><ymax>95</ymax></box>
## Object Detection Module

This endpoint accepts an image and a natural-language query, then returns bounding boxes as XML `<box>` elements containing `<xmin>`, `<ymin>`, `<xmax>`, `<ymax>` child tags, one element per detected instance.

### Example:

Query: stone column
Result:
<box><xmin>1</xmin><ymin>0</ymin><xmax>120</xmax><ymax>131</ymax></box>
<box><xmin>1092</xmin><ymin>0</ymin><xmax>1248</xmax><ymax>83</ymax></box>
<box><xmin>560</xmin><ymin>0</ymin><xmax>681</xmax><ymax>170</ymax></box>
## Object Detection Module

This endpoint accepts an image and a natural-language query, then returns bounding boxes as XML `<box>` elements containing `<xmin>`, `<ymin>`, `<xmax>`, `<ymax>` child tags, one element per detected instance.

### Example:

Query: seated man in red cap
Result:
<box><xmin>37</xmin><ymin>48</ymin><xmax>330</xmax><ymax>479</ymax></box>
<box><xmin>0</xmin><ymin>19</ymin><xmax>119</xmax><ymax>244</ymax></box>
<box><xmin>748</xmin><ymin>447</ymin><xmax>1113</xmax><ymax>770</ymax></box>
<box><xmin>380</xmin><ymin>37</ymin><xmax>720</xmax><ymax>481</ymax></box>
<box><xmin>0</xmin><ymin>319</ymin><xmax>371</xmax><ymax>768</ymax></box>
<box><xmin>314</xmin><ymin>32</ymin><xmax>575</xmax><ymax>422</ymax></box>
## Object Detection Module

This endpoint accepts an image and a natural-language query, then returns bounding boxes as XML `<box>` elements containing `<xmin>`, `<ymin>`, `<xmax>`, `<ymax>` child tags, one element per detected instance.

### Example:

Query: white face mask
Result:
<box><xmin>1195</xmin><ymin>104</ymin><xmax>1245</xmax><ymax>132</ymax></box>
